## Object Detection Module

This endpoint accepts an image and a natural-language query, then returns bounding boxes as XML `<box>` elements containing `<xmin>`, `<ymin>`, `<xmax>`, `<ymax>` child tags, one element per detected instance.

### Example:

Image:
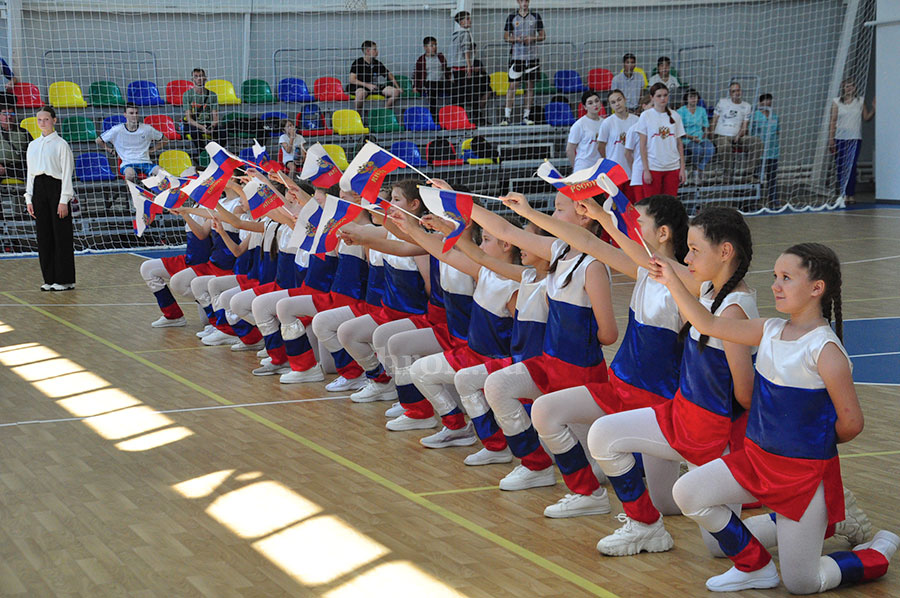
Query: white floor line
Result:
<box><xmin>0</xmin><ymin>302</ymin><xmax>158</xmax><ymax>307</ymax></box>
<box><xmin>849</xmin><ymin>351</ymin><xmax>900</xmax><ymax>358</ymax></box>
<box><xmin>0</xmin><ymin>395</ymin><xmax>350</xmax><ymax>428</ymax></box>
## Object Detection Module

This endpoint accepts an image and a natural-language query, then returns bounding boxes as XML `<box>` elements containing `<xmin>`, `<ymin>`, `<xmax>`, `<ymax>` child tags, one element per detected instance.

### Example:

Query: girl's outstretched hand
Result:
<box><xmin>500</xmin><ymin>192</ymin><xmax>531</xmax><ymax>215</ymax></box>
<box><xmin>576</xmin><ymin>196</ymin><xmax>606</xmax><ymax>221</ymax></box>
<box><xmin>428</xmin><ymin>178</ymin><xmax>453</xmax><ymax>191</ymax></box>
<box><xmin>647</xmin><ymin>254</ymin><xmax>676</xmax><ymax>285</ymax></box>
<box><xmin>387</xmin><ymin>208</ymin><xmax>412</xmax><ymax>234</ymax></box>
<box><xmin>422</xmin><ymin>213</ymin><xmax>455</xmax><ymax>236</ymax></box>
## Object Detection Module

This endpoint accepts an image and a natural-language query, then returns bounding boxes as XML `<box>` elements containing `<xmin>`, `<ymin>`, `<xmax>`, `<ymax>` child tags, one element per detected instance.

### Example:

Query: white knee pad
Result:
<box><xmin>140</xmin><ymin>260</ymin><xmax>167</xmax><ymax>293</ymax></box>
<box><xmin>453</xmin><ymin>365</ymin><xmax>488</xmax><ymax>399</ymax></box>
<box><xmin>195</xmin><ymin>290</ymin><xmax>212</xmax><ymax>308</ymax></box>
<box><xmin>486</xmin><ymin>394</ymin><xmax>532</xmax><ymax>437</ymax></box>
<box><xmin>225</xmin><ymin>309</ymin><xmax>240</xmax><ymax>326</ymax></box>
<box><xmin>393</xmin><ymin>364</ymin><xmax>413</xmax><ymax>386</ymax></box>
<box><xmin>256</xmin><ymin>315</ymin><xmax>280</xmax><ymax>337</ymax></box>
<box><xmin>281</xmin><ymin>319</ymin><xmax>307</xmax><ymax>341</ymax></box>
<box><xmin>538</xmin><ymin>425</ymin><xmax>578</xmax><ymax>456</ymax></box>
<box><xmin>459</xmin><ymin>391</ymin><xmax>490</xmax><ymax>420</ymax></box>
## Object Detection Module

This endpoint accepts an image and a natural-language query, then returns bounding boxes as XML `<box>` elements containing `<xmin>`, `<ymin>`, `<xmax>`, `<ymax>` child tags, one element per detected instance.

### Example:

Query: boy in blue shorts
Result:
<box><xmin>96</xmin><ymin>102</ymin><xmax>166</xmax><ymax>182</ymax></box>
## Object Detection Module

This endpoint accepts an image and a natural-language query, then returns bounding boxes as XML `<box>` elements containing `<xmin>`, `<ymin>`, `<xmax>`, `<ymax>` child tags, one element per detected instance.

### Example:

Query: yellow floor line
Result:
<box><xmin>417</xmin><ymin>485</ymin><xmax>503</xmax><ymax>497</ymax></box>
<box><xmin>3</xmin><ymin>291</ymin><xmax>617</xmax><ymax>598</ymax></box>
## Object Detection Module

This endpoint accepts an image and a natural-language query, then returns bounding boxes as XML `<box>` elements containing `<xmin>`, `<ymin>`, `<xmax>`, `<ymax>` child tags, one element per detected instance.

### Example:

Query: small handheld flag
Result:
<box><xmin>299</xmin><ymin>143</ymin><xmax>343</xmax><ymax>188</ymax></box>
<box><xmin>418</xmin><ymin>187</ymin><xmax>474</xmax><ymax>252</ymax></box>
<box><xmin>243</xmin><ymin>178</ymin><xmax>284</xmax><ymax>219</ymax></box>
<box><xmin>339</xmin><ymin>141</ymin><xmax>406</xmax><ymax>202</ymax></box>
<box><xmin>128</xmin><ymin>180</ymin><xmax>161</xmax><ymax>236</ymax></box>
<box><xmin>289</xmin><ymin>199</ymin><xmax>323</xmax><ymax>251</ymax></box>
<box><xmin>309</xmin><ymin>195</ymin><xmax>364</xmax><ymax>255</ymax></box>
<box><xmin>597</xmin><ymin>173</ymin><xmax>650</xmax><ymax>256</ymax></box>
<box><xmin>181</xmin><ymin>142</ymin><xmax>242</xmax><ymax>208</ymax></box>
<box><xmin>536</xmin><ymin>157</ymin><xmax>629</xmax><ymax>201</ymax></box>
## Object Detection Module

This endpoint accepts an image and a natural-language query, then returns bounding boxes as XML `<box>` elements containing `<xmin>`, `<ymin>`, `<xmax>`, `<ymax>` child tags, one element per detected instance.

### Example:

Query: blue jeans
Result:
<box><xmin>834</xmin><ymin>139</ymin><xmax>861</xmax><ymax>197</ymax></box>
<box><xmin>683</xmin><ymin>139</ymin><xmax>714</xmax><ymax>171</ymax></box>
<box><xmin>759</xmin><ymin>158</ymin><xmax>778</xmax><ymax>204</ymax></box>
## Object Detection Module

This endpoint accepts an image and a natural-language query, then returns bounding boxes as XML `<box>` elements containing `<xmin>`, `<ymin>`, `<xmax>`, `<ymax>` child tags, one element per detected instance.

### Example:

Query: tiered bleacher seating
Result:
<box><xmin>332</xmin><ymin>109</ymin><xmax>368</xmax><ymax>135</ymax></box>
<box><xmin>144</xmin><ymin>115</ymin><xmax>181</xmax><ymax>140</ymax></box>
<box><xmin>166</xmin><ymin>80</ymin><xmax>193</xmax><ymax>105</ymax></box>
<box><xmin>277</xmin><ymin>78</ymin><xmax>315</xmax><ymax>103</ymax></box>
<box><xmin>49</xmin><ymin>81</ymin><xmax>88</xmax><ymax>108</ymax></box>
<box><xmin>127</xmin><ymin>80</ymin><xmax>166</xmax><ymax>106</ymax></box>
<box><xmin>87</xmin><ymin>81</ymin><xmax>126</xmax><ymax>107</ymax></box>
<box><xmin>206</xmin><ymin>79</ymin><xmax>241</xmax><ymax>104</ymax></box>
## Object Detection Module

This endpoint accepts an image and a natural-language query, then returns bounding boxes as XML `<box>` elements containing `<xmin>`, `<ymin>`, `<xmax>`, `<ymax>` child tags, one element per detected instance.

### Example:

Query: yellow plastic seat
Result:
<box><xmin>49</xmin><ymin>81</ymin><xmax>88</xmax><ymax>108</ymax></box>
<box><xmin>1</xmin><ymin>178</ymin><xmax>24</xmax><ymax>185</ymax></box>
<box><xmin>20</xmin><ymin>117</ymin><xmax>41</xmax><ymax>140</ymax></box>
<box><xmin>367</xmin><ymin>94</ymin><xmax>386</xmax><ymax>101</ymax></box>
<box><xmin>331</xmin><ymin>109</ymin><xmax>369</xmax><ymax>135</ymax></box>
<box><xmin>158</xmin><ymin>150</ymin><xmax>193</xmax><ymax>177</ymax></box>
<box><xmin>489</xmin><ymin>72</ymin><xmax>523</xmax><ymax>96</ymax></box>
<box><xmin>322</xmin><ymin>144</ymin><xmax>350</xmax><ymax>171</ymax></box>
<box><xmin>204</xmin><ymin>79</ymin><xmax>242</xmax><ymax>105</ymax></box>
<box><xmin>461</xmin><ymin>138</ymin><xmax>493</xmax><ymax>165</ymax></box>
<box><xmin>619</xmin><ymin>67</ymin><xmax>649</xmax><ymax>88</ymax></box>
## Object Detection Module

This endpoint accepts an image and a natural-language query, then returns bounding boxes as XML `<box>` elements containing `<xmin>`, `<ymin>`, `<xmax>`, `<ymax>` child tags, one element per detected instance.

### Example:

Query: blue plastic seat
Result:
<box><xmin>127</xmin><ymin>80</ymin><xmax>166</xmax><ymax>106</ymax></box>
<box><xmin>102</xmin><ymin>115</ymin><xmax>126</xmax><ymax>133</ymax></box>
<box><xmin>544</xmin><ymin>102</ymin><xmax>576</xmax><ymax>127</ymax></box>
<box><xmin>260</xmin><ymin>111</ymin><xmax>288</xmax><ymax>121</ymax></box>
<box><xmin>277</xmin><ymin>77</ymin><xmax>315</xmax><ymax>103</ymax></box>
<box><xmin>403</xmin><ymin>106</ymin><xmax>440</xmax><ymax>132</ymax></box>
<box><xmin>553</xmin><ymin>70</ymin><xmax>587</xmax><ymax>93</ymax></box>
<box><xmin>390</xmin><ymin>141</ymin><xmax>426</xmax><ymax>168</ymax></box>
<box><xmin>75</xmin><ymin>152</ymin><xmax>117</xmax><ymax>182</ymax></box>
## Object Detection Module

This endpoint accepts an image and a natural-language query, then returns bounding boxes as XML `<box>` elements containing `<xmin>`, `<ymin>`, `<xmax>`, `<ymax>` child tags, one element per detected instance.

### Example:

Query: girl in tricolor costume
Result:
<box><xmin>651</xmin><ymin>243</ymin><xmax>898</xmax><ymax>594</ymax></box>
<box><xmin>501</xmin><ymin>193</ymin><xmax>688</xmax><ymax>519</ymax></box>
<box><xmin>587</xmin><ymin>207</ymin><xmax>757</xmax><ymax>556</ymax></box>
<box><xmin>477</xmin><ymin>191</ymin><xmax>618</xmax><ymax>493</ymax></box>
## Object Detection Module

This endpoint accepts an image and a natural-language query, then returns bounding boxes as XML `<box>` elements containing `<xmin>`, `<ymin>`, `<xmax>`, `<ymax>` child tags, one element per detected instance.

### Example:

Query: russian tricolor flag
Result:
<box><xmin>290</xmin><ymin>199</ymin><xmax>324</xmax><ymax>252</ymax></box>
<box><xmin>143</xmin><ymin>170</ymin><xmax>188</xmax><ymax>211</ymax></box>
<box><xmin>181</xmin><ymin>142</ymin><xmax>243</xmax><ymax>208</ymax></box>
<box><xmin>537</xmin><ymin>157</ymin><xmax>630</xmax><ymax>201</ymax></box>
<box><xmin>299</xmin><ymin>143</ymin><xmax>343</xmax><ymax>188</ymax></box>
<box><xmin>419</xmin><ymin>187</ymin><xmax>474</xmax><ymax>252</ymax></box>
<box><xmin>339</xmin><ymin>141</ymin><xmax>406</xmax><ymax>202</ymax></box>
<box><xmin>598</xmin><ymin>173</ymin><xmax>645</xmax><ymax>248</ymax></box>
<box><xmin>128</xmin><ymin>180</ymin><xmax>162</xmax><ymax>236</ymax></box>
<box><xmin>243</xmin><ymin>178</ymin><xmax>284</xmax><ymax>219</ymax></box>
<box><xmin>309</xmin><ymin>195</ymin><xmax>363</xmax><ymax>255</ymax></box>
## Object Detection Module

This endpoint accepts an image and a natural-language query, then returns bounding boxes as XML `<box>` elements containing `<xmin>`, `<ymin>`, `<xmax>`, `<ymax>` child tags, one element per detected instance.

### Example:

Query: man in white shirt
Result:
<box><xmin>710</xmin><ymin>82</ymin><xmax>762</xmax><ymax>180</ymax></box>
<box><xmin>96</xmin><ymin>103</ymin><xmax>166</xmax><ymax>182</ymax></box>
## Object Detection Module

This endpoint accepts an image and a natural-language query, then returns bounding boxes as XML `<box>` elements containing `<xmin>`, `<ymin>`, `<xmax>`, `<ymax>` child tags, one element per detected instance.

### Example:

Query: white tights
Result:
<box><xmin>140</xmin><ymin>258</ymin><xmax>169</xmax><ymax>293</ymax></box>
<box><xmin>169</xmin><ymin>267</ymin><xmax>200</xmax><ymax>299</ymax></box>
<box><xmin>410</xmin><ymin>352</ymin><xmax>461</xmax><ymax>416</ymax></box>
<box><xmin>189</xmin><ymin>275</ymin><xmax>217</xmax><ymax>308</ymax></box>
<box><xmin>483</xmin><ymin>361</ymin><xmax>541</xmax><ymax>438</ymax></box>
<box><xmin>208</xmin><ymin>276</ymin><xmax>238</xmax><ymax>312</ymax></box>
<box><xmin>386</xmin><ymin>327</ymin><xmax>442</xmax><ymax>390</ymax></box>
<box><xmin>337</xmin><ymin>314</ymin><xmax>381</xmax><ymax>372</ymax></box>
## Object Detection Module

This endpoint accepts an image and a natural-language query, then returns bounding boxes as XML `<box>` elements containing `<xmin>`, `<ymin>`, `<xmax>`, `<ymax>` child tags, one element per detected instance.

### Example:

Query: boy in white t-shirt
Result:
<box><xmin>647</xmin><ymin>56</ymin><xmax>681</xmax><ymax>100</ymax></box>
<box><xmin>566</xmin><ymin>90</ymin><xmax>604</xmax><ymax>173</ymax></box>
<box><xmin>95</xmin><ymin>103</ymin><xmax>166</xmax><ymax>182</ymax></box>
<box><xmin>278</xmin><ymin>119</ymin><xmax>306</xmax><ymax>178</ymax></box>
<box><xmin>710</xmin><ymin>82</ymin><xmax>762</xmax><ymax>180</ymax></box>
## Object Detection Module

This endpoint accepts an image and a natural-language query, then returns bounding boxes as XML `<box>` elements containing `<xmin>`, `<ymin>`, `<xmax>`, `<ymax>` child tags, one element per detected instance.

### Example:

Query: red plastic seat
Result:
<box><xmin>144</xmin><ymin>114</ymin><xmax>182</xmax><ymax>140</ymax></box>
<box><xmin>588</xmin><ymin>68</ymin><xmax>614</xmax><ymax>92</ymax></box>
<box><xmin>166</xmin><ymin>80</ymin><xmax>194</xmax><ymax>105</ymax></box>
<box><xmin>438</xmin><ymin>105</ymin><xmax>477</xmax><ymax>131</ymax></box>
<box><xmin>313</xmin><ymin>77</ymin><xmax>350</xmax><ymax>102</ymax></box>
<box><xmin>11</xmin><ymin>82</ymin><xmax>44</xmax><ymax>108</ymax></box>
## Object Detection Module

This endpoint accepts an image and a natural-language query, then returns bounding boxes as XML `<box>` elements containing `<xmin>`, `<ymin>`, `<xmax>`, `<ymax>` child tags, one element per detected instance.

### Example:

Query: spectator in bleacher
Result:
<box><xmin>95</xmin><ymin>103</ymin><xmax>166</xmax><ymax>183</ymax></box>
<box><xmin>413</xmin><ymin>36</ymin><xmax>451</xmax><ymax>120</ymax></box>
<box><xmin>647</xmin><ymin>56</ymin><xmax>681</xmax><ymax>100</ymax></box>
<box><xmin>610</xmin><ymin>53</ymin><xmax>644</xmax><ymax>112</ymax></box>
<box><xmin>448</xmin><ymin>11</ymin><xmax>491</xmax><ymax>126</ymax></box>
<box><xmin>278</xmin><ymin>119</ymin><xmax>306</xmax><ymax>179</ymax></box>
<box><xmin>0</xmin><ymin>92</ymin><xmax>28</xmax><ymax>181</ymax></box>
<box><xmin>500</xmin><ymin>0</ymin><xmax>545</xmax><ymax>126</ymax></box>
<box><xmin>25</xmin><ymin>106</ymin><xmax>75</xmax><ymax>291</ymax></box>
<box><xmin>676</xmin><ymin>88</ymin><xmax>713</xmax><ymax>186</ymax></box>
<box><xmin>829</xmin><ymin>78</ymin><xmax>874</xmax><ymax>205</ymax></box>
<box><xmin>751</xmin><ymin>92</ymin><xmax>780</xmax><ymax>206</ymax></box>
<box><xmin>347</xmin><ymin>41</ymin><xmax>402</xmax><ymax>112</ymax></box>
<box><xmin>597</xmin><ymin>89</ymin><xmax>638</xmax><ymax>198</ymax></box>
<box><xmin>566</xmin><ymin>90</ymin><xmax>604</xmax><ymax>173</ymax></box>
<box><xmin>710</xmin><ymin>81</ymin><xmax>762</xmax><ymax>181</ymax></box>
<box><xmin>182</xmin><ymin>68</ymin><xmax>223</xmax><ymax>159</ymax></box>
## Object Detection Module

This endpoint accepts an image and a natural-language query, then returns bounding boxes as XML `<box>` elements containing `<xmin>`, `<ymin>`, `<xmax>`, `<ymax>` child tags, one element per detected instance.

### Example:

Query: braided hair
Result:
<box><xmin>635</xmin><ymin>194</ymin><xmax>689</xmax><ymax>263</ymax></box>
<box><xmin>678</xmin><ymin>207</ymin><xmax>753</xmax><ymax>351</ymax></box>
<box><xmin>391</xmin><ymin>179</ymin><xmax>426</xmax><ymax>216</ymax></box>
<box><xmin>648</xmin><ymin>82</ymin><xmax>675</xmax><ymax>125</ymax></box>
<box><xmin>784</xmin><ymin>243</ymin><xmax>843</xmax><ymax>342</ymax></box>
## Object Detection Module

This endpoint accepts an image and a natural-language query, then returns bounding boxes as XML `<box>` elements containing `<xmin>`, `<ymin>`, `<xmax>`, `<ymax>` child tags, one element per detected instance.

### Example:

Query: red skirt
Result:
<box><xmin>723</xmin><ymin>438</ymin><xmax>845</xmax><ymax>526</ymax></box>
<box><xmin>483</xmin><ymin>355</ymin><xmax>514</xmax><ymax>374</ymax></box>
<box><xmin>653</xmin><ymin>393</ymin><xmax>731</xmax><ymax>466</ymax></box>
<box><xmin>444</xmin><ymin>344</ymin><xmax>493</xmax><ymax>371</ymax></box>
<box><xmin>521</xmin><ymin>353</ymin><xmax>608</xmax><ymax>394</ymax></box>
<box><xmin>312</xmin><ymin>291</ymin><xmax>360</xmax><ymax>313</ymax></box>
<box><xmin>236</xmin><ymin>274</ymin><xmax>259</xmax><ymax>291</ymax></box>
<box><xmin>586</xmin><ymin>369</ymin><xmax>670</xmax><ymax>415</ymax></box>
<box><xmin>189</xmin><ymin>261</ymin><xmax>232</xmax><ymax>277</ymax></box>
<box><xmin>253</xmin><ymin>281</ymin><xmax>283</xmax><ymax>296</ymax></box>
<box><xmin>162</xmin><ymin>254</ymin><xmax>189</xmax><ymax>276</ymax></box>
<box><xmin>369</xmin><ymin>304</ymin><xmax>421</xmax><ymax>326</ymax></box>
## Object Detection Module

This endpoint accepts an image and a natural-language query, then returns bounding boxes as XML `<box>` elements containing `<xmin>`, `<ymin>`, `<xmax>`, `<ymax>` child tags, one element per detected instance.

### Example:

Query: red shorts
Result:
<box><xmin>521</xmin><ymin>353</ymin><xmax>608</xmax><ymax>394</ymax></box>
<box><xmin>287</xmin><ymin>282</ymin><xmax>323</xmax><ymax>297</ymax></box>
<box><xmin>236</xmin><ymin>274</ymin><xmax>259</xmax><ymax>291</ymax></box>
<box><xmin>723</xmin><ymin>439</ymin><xmax>845</xmax><ymax>525</ymax></box>
<box><xmin>370</xmin><ymin>304</ymin><xmax>422</xmax><ymax>326</ymax></box>
<box><xmin>311</xmin><ymin>291</ymin><xmax>360</xmax><ymax>313</ymax></box>
<box><xmin>645</xmin><ymin>169</ymin><xmax>680</xmax><ymax>197</ymax></box>
<box><xmin>253</xmin><ymin>281</ymin><xmax>283</xmax><ymax>296</ymax></box>
<box><xmin>653</xmin><ymin>393</ymin><xmax>731</xmax><ymax>466</ymax></box>
<box><xmin>162</xmin><ymin>255</ymin><xmax>189</xmax><ymax>276</ymax></box>
<box><xmin>631</xmin><ymin>184</ymin><xmax>645</xmax><ymax>203</ymax></box>
<box><xmin>444</xmin><ymin>344</ymin><xmax>493</xmax><ymax>371</ymax></box>
<box><xmin>482</xmin><ymin>356</ymin><xmax>514</xmax><ymax>374</ymax></box>
<box><xmin>189</xmin><ymin>262</ymin><xmax>232</xmax><ymax>277</ymax></box>
<box><xmin>585</xmin><ymin>369</ymin><xmax>670</xmax><ymax>415</ymax></box>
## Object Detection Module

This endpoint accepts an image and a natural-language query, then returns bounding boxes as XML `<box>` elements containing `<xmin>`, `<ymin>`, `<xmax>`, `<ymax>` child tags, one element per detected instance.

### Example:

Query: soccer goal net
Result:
<box><xmin>0</xmin><ymin>0</ymin><xmax>875</xmax><ymax>255</ymax></box>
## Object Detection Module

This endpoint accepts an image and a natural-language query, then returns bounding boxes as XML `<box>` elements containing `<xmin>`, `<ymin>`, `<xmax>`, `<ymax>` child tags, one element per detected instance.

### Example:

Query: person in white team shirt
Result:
<box><xmin>95</xmin><ymin>102</ymin><xmax>166</xmax><ymax>183</ymax></box>
<box><xmin>624</xmin><ymin>93</ymin><xmax>653</xmax><ymax>204</ymax></box>
<box><xmin>710</xmin><ymin>82</ymin><xmax>762</xmax><ymax>181</ymax></box>
<box><xmin>828</xmin><ymin>78</ymin><xmax>875</xmax><ymax>205</ymax></box>
<box><xmin>597</xmin><ymin>89</ymin><xmax>638</xmax><ymax>201</ymax></box>
<box><xmin>566</xmin><ymin>90</ymin><xmax>604</xmax><ymax>173</ymax></box>
<box><xmin>637</xmin><ymin>82</ymin><xmax>686</xmax><ymax>197</ymax></box>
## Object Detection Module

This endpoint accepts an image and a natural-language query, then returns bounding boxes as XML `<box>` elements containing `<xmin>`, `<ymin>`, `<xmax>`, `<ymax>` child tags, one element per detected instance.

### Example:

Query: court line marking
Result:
<box><xmin>0</xmin><ymin>302</ymin><xmax>157</xmax><ymax>307</ymax></box>
<box><xmin>840</xmin><ymin>450</ymin><xmax>900</xmax><ymax>458</ymax></box>
<box><xmin>0</xmin><ymin>396</ymin><xmax>349</xmax><ymax>428</ymax></box>
<box><xmin>849</xmin><ymin>351</ymin><xmax>900</xmax><ymax>358</ymax></box>
<box><xmin>1</xmin><ymin>291</ymin><xmax>617</xmax><ymax>598</ymax></box>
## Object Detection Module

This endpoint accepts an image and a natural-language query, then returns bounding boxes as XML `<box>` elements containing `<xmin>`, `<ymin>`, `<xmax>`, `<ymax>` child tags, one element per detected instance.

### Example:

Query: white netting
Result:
<box><xmin>0</xmin><ymin>0</ymin><xmax>875</xmax><ymax>254</ymax></box>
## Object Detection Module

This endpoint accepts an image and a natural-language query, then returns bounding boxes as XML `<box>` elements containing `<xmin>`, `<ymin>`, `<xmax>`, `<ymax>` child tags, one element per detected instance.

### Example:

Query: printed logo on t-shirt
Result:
<box><xmin>615</xmin><ymin>132</ymin><xmax>627</xmax><ymax>145</ymax></box>
<box><xmin>651</xmin><ymin>127</ymin><xmax>673</xmax><ymax>140</ymax></box>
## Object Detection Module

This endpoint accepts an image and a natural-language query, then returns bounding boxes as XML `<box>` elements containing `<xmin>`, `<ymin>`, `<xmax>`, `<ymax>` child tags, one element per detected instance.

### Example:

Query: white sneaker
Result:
<box><xmin>151</xmin><ymin>315</ymin><xmax>187</xmax><ymax>328</ymax></box>
<box><xmin>499</xmin><ymin>464</ymin><xmax>557</xmax><ymax>491</ymax></box>
<box><xmin>705</xmin><ymin>561</ymin><xmax>780</xmax><ymax>592</ymax></box>
<box><xmin>544</xmin><ymin>489</ymin><xmax>611</xmax><ymax>519</ymax></box>
<box><xmin>419</xmin><ymin>423</ymin><xmax>478</xmax><ymax>448</ymax></box>
<box><xmin>201</xmin><ymin>329</ymin><xmax>238</xmax><ymax>346</ymax></box>
<box><xmin>231</xmin><ymin>339</ymin><xmax>264</xmax><ymax>352</ymax></box>
<box><xmin>596</xmin><ymin>514</ymin><xmax>674</xmax><ymax>556</ymax></box>
<box><xmin>252</xmin><ymin>358</ymin><xmax>291</xmax><ymax>376</ymax></box>
<box><xmin>384</xmin><ymin>402</ymin><xmax>405</xmax><ymax>418</ymax></box>
<box><xmin>256</xmin><ymin>348</ymin><xmax>269</xmax><ymax>358</ymax></box>
<box><xmin>386</xmin><ymin>414</ymin><xmax>439</xmax><ymax>431</ymax></box>
<box><xmin>499</xmin><ymin>119</ymin><xmax>510</xmax><ymax>126</ymax></box>
<box><xmin>196</xmin><ymin>324</ymin><xmax>215</xmax><ymax>338</ymax></box>
<box><xmin>40</xmin><ymin>283</ymin><xmax>53</xmax><ymax>291</ymax></box>
<box><xmin>854</xmin><ymin>530</ymin><xmax>900</xmax><ymax>560</ymax></box>
<box><xmin>325</xmin><ymin>374</ymin><xmax>367</xmax><ymax>393</ymax></box>
<box><xmin>279</xmin><ymin>365</ymin><xmax>325</xmax><ymax>384</ymax></box>
<box><xmin>834</xmin><ymin>488</ymin><xmax>872</xmax><ymax>545</ymax></box>
<box><xmin>50</xmin><ymin>283</ymin><xmax>75</xmax><ymax>291</ymax></box>
<box><xmin>350</xmin><ymin>379</ymin><xmax>398</xmax><ymax>403</ymax></box>
<box><xmin>464</xmin><ymin>447</ymin><xmax>513</xmax><ymax>466</ymax></box>
<box><xmin>521</xmin><ymin>118</ymin><xmax>535</xmax><ymax>126</ymax></box>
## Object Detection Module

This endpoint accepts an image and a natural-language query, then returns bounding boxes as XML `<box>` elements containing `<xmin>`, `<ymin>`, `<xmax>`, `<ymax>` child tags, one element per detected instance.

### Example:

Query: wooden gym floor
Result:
<box><xmin>0</xmin><ymin>206</ymin><xmax>898</xmax><ymax>597</ymax></box>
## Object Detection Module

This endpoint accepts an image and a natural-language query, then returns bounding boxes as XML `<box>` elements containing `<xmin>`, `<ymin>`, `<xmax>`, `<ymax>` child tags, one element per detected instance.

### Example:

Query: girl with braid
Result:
<box><xmin>587</xmin><ymin>207</ymin><xmax>758</xmax><ymax>556</ymax></box>
<box><xmin>652</xmin><ymin>243</ymin><xmax>898</xmax><ymax>593</ymax></box>
<box><xmin>637</xmin><ymin>82</ymin><xmax>686</xmax><ymax>197</ymax></box>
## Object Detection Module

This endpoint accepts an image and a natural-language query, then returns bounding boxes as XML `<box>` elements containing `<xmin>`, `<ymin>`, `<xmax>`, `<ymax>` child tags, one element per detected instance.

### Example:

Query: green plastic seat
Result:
<box><xmin>367</xmin><ymin>108</ymin><xmax>403</xmax><ymax>133</ymax></box>
<box><xmin>534</xmin><ymin>72</ymin><xmax>555</xmax><ymax>95</ymax></box>
<box><xmin>59</xmin><ymin>116</ymin><xmax>98</xmax><ymax>142</ymax></box>
<box><xmin>240</xmin><ymin>79</ymin><xmax>276</xmax><ymax>104</ymax></box>
<box><xmin>394</xmin><ymin>75</ymin><xmax>419</xmax><ymax>98</ymax></box>
<box><xmin>87</xmin><ymin>81</ymin><xmax>126</xmax><ymax>106</ymax></box>
<box><xmin>222</xmin><ymin>112</ymin><xmax>255</xmax><ymax>138</ymax></box>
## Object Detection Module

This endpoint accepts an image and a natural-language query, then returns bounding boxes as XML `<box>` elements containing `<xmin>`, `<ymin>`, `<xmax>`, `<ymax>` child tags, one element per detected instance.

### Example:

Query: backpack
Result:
<box><xmin>470</xmin><ymin>135</ymin><xmax>498</xmax><ymax>161</ymax></box>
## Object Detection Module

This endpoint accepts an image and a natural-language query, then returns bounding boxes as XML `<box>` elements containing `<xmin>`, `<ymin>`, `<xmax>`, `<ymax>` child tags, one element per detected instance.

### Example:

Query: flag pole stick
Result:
<box><xmin>334</xmin><ymin>195</ymin><xmax>422</xmax><ymax>222</ymax></box>
<box><xmin>381</xmin><ymin>144</ymin><xmax>433</xmax><ymax>182</ymax></box>
<box><xmin>416</xmin><ymin>184</ymin><xmax>504</xmax><ymax>203</ymax></box>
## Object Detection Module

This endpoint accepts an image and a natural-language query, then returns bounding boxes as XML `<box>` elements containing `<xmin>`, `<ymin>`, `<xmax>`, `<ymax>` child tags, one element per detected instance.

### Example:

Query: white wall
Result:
<box><xmin>875</xmin><ymin>0</ymin><xmax>898</xmax><ymax>200</ymax></box>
